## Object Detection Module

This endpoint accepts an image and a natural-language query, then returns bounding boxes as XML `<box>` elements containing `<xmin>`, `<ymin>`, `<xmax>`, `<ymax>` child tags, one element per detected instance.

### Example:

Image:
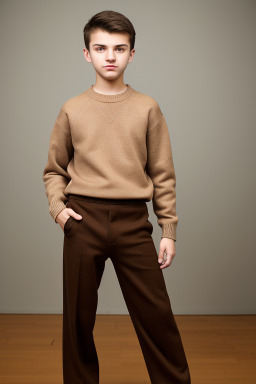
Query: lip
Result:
<box><xmin>104</xmin><ymin>65</ymin><xmax>117</xmax><ymax>68</ymax></box>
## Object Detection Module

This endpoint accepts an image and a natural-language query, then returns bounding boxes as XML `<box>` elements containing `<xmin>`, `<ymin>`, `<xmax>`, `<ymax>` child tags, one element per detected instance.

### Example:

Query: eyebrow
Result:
<box><xmin>92</xmin><ymin>44</ymin><xmax>128</xmax><ymax>47</ymax></box>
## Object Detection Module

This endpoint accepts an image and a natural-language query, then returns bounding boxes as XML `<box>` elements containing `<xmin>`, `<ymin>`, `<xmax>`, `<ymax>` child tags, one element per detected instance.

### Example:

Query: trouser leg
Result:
<box><xmin>62</xmin><ymin>198</ymin><xmax>107</xmax><ymax>384</ymax></box>
<box><xmin>110</xmin><ymin>203</ymin><xmax>191</xmax><ymax>384</ymax></box>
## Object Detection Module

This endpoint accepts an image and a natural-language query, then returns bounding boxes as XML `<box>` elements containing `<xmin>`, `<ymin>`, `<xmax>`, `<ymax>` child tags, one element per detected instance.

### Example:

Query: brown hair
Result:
<box><xmin>83</xmin><ymin>10</ymin><xmax>136</xmax><ymax>52</ymax></box>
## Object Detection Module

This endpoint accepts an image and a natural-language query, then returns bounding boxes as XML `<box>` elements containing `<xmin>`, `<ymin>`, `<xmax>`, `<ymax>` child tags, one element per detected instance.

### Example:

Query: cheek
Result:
<box><xmin>118</xmin><ymin>57</ymin><xmax>130</xmax><ymax>68</ymax></box>
<box><xmin>90</xmin><ymin>53</ymin><xmax>102</xmax><ymax>63</ymax></box>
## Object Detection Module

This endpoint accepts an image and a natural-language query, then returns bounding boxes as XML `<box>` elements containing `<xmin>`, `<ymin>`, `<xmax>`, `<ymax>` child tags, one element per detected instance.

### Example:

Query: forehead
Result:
<box><xmin>90</xmin><ymin>29</ymin><xmax>130</xmax><ymax>46</ymax></box>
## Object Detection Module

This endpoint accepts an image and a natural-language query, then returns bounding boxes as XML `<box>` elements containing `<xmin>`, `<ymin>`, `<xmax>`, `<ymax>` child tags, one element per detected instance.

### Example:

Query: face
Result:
<box><xmin>83</xmin><ymin>29</ymin><xmax>135</xmax><ymax>81</ymax></box>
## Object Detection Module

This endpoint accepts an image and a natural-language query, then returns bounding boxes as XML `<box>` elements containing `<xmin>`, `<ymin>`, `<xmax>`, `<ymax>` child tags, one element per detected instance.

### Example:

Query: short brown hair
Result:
<box><xmin>83</xmin><ymin>10</ymin><xmax>136</xmax><ymax>52</ymax></box>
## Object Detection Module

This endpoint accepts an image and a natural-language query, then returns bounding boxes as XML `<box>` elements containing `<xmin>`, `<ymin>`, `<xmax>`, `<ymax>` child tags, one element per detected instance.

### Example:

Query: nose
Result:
<box><xmin>106</xmin><ymin>49</ymin><xmax>116</xmax><ymax>61</ymax></box>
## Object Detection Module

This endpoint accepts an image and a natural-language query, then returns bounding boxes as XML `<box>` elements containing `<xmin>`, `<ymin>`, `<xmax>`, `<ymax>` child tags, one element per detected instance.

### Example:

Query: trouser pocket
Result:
<box><xmin>63</xmin><ymin>216</ymin><xmax>75</xmax><ymax>235</ymax></box>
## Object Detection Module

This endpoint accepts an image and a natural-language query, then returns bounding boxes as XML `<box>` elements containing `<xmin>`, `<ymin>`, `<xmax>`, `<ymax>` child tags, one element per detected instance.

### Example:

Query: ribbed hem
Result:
<box><xmin>161</xmin><ymin>223</ymin><xmax>177</xmax><ymax>241</ymax></box>
<box><xmin>49</xmin><ymin>201</ymin><xmax>67</xmax><ymax>222</ymax></box>
<box><xmin>86</xmin><ymin>83</ymin><xmax>134</xmax><ymax>102</ymax></box>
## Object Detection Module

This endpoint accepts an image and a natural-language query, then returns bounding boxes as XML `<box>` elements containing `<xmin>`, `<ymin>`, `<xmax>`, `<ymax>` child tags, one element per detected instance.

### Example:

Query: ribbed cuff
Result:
<box><xmin>49</xmin><ymin>201</ymin><xmax>67</xmax><ymax>222</ymax></box>
<box><xmin>161</xmin><ymin>223</ymin><xmax>177</xmax><ymax>241</ymax></box>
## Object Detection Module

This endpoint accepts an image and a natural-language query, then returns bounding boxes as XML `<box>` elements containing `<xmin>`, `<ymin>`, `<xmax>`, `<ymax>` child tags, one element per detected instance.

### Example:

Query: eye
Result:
<box><xmin>116</xmin><ymin>48</ymin><xmax>124</xmax><ymax>52</ymax></box>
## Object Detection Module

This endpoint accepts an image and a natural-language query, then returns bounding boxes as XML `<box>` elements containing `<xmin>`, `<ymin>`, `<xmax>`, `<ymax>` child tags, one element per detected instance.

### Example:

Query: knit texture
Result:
<box><xmin>42</xmin><ymin>84</ymin><xmax>178</xmax><ymax>240</ymax></box>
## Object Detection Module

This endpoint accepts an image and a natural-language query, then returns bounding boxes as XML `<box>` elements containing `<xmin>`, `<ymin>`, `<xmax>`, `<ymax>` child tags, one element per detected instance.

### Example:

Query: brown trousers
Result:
<box><xmin>62</xmin><ymin>194</ymin><xmax>191</xmax><ymax>384</ymax></box>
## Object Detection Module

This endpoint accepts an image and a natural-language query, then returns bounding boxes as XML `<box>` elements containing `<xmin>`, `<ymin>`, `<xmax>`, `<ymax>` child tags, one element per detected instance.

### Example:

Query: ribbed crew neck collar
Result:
<box><xmin>87</xmin><ymin>83</ymin><xmax>134</xmax><ymax>102</ymax></box>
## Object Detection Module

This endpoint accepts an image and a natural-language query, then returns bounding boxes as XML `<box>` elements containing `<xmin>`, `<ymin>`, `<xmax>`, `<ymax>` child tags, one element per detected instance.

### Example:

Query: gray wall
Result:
<box><xmin>0</xmin><ymin>0</ymin><xmax>255</xmax><ymax>314</ymax></box>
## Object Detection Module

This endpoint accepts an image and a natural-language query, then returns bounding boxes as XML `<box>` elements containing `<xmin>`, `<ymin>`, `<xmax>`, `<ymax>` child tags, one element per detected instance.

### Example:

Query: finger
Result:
<box><xmin>160</xmin><ymin>254</ymin><xmax>174</xmax><ymax>269</ymax></box>
<box><xmin>158</xmin><ymin>249</ymin><xmax>165</xmax><ymax>264</ymax></box>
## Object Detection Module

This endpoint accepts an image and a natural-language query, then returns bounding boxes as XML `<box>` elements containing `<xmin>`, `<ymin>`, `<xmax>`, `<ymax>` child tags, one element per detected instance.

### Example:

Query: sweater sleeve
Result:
<box><xmin>42</xmin><ymin>104</ymin><xmax>74</xmax><ymax>222</ymax></box>
<box><xmin>145</xmin><ymin>103</ymin><xmax>178</xmax><ymax>241</ymax></box>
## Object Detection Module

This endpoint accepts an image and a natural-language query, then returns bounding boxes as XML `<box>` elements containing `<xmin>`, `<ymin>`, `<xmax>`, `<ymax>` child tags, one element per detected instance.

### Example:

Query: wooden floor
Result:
<box><xmin>0</xmin><ymin>314</ymin><xmax>255</xmax><ymax>384</ymax></box>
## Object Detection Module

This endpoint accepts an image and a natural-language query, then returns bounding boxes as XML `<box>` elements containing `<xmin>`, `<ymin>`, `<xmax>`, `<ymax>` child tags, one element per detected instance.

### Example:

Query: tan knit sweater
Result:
<box><xmin>42</xmin><ymin>84</ymin><xmax>178</xmax><ymax>240</ymax></box>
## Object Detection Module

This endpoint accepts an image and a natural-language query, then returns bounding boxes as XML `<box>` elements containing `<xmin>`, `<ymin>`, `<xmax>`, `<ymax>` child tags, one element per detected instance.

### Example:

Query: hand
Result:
<box><xmin>56</xmin><ymin>208</ymin><xmax>83</xmax><ymax>231</ymax></box>
<box><xmin>158</xmin><ymin>238</ymin><xmax>176</xmax><ymax>269</ymax></box>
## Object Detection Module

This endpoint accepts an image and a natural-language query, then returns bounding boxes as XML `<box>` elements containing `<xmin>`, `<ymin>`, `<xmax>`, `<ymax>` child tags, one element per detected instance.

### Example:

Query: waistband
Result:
<box><xmin>67</xmin><ymin>193</ymin><xmax>147</xmax><ymax>205</ymax></box>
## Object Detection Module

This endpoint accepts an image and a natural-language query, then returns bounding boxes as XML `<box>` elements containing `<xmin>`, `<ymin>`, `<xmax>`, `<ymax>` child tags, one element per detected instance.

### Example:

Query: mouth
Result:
<box><xmin>104</xmin><ymin>65</ymin><xmax>117</xmax><ymax>68</ymax></box>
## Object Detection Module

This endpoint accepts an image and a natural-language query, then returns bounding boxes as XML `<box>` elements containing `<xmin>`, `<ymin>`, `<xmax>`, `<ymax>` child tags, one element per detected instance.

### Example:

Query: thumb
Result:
<box><xmin>69</xmin><ymin>209</ymin><xmax>83</xmax><ymax>220</ymax></box>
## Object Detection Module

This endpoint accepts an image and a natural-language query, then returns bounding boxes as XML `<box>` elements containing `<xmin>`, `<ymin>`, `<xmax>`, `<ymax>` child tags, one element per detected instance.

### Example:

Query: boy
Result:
<box><xmin>42</xmin><ymin>10</ymin><xmax>191</xmax><ymax>384</ymax></box>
